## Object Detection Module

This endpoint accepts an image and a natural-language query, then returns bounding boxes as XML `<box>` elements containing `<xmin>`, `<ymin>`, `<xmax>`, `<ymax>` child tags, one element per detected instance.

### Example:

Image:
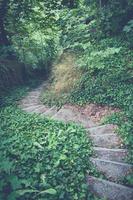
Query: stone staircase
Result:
<box><xmin>18</xmin><ymin>83</ymin><xmax>133</xmax><ymax>200</ymax></box>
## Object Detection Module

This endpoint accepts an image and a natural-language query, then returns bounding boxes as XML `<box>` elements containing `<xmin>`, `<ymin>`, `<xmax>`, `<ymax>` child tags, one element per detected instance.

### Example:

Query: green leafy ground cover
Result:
<box><xmin>0</xmin><ymin>84</ymin><xmax>99</xmax><ymax>200</ymax></box>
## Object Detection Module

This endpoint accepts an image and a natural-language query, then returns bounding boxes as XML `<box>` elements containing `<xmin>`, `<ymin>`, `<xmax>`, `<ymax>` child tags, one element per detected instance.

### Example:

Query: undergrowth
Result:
<box><xmin>0</xmin><ymin>83</ymin><xmax>99</xmax><ymax>200</ymax></box>
<box><xmin>68</xmin><ymin>37</ymin><xmax>133</xmax><ymax>165</ymax></box>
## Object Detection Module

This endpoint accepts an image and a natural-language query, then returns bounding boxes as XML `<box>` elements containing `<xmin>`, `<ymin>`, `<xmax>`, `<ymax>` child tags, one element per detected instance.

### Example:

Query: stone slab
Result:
<box><xmin>19</xmin><ymin>103</ymin><xmax>40</xmax><ymax>108</ymax></box>
<box><xmin>88</xmin><ymin>124</ymin><xmax>116</xmax><ymax>135</ymax></box>
<box><xmin>93</xmin><ymin>147</ymin><xmax>128</xmax><ymax>163</ymax></box>
<box><xmin>91</xmin><ymin>158</ymin><xmax>133</xmax><ymax>182</ymax></box>
<box><xmin>87</xmin><ymin>176</ymin><xmax>133</xmax><ymax>200</ymax></box>
<box><xmin>90</xmin><ymin>134</ymin><xmax>122</xmax><ymax>148</ymax></box>
<box><xmin>52</xmin><ymin>107</ymin><xmax>95</xmax><ymax>128</ymax></box>
<box><xmin>31</xmin><ymin>105</ymin><xmax>49</xmax><ymax>114</ymax></box>
<box><xmin>42</xmin><ymin>106</ymin><xmax>58</xmax><ymax>117</ymax></box>
<box><xmin>19</xmin><ymin>98</ymin><xmax>39</xmax><ymax>105</ymax></box>
<box><xmin>22</xmin><ymin>105</ymin><xmax>43</xmax><ymax>112</ymax></box>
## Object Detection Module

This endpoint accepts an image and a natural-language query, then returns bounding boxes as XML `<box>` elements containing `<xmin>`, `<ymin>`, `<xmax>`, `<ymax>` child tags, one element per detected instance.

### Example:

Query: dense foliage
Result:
<box><xmin>42</xmin><ymin>1</ymin><xmax>133</xmax><ymax>164</ymax></box>
<box><xmin>0</xmin><ymin>0</ymin><xmax>62</xmax><ymax>76</ymax></box>
<box><xmin>0</xmin><ymin>84</ymin><xmax>98</xmax><ymax>200</ymax></box>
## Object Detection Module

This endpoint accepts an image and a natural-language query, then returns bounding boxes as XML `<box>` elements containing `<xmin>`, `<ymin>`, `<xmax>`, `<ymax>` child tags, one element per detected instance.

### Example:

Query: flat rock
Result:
<box><xmin>90</xmin><ymin>134</ymin><xmax>122</xmax><ymax>148</ymax></box>
<box><xmin>52</xmin><ymin>107</ymin><xmax>95</xmax><ymax>128</ymax></box>
<box><xmin>88</xmin><ymin>124</ymin><xmax>117</xmax><ymax>135</ymax></box>
<box><xmin>87</xmin><ymin>176</ymin><xmax>133</xmax><ymax>200</ymax></box>
<box><xmin>94</xmin><ymin>147</ymin><xmax>128</xmax><ymax>163</ymax></box>
<box><xmin>91</xmin><ymin>158</ymin><xmax>133</xmax><ymax>182</ymax></box>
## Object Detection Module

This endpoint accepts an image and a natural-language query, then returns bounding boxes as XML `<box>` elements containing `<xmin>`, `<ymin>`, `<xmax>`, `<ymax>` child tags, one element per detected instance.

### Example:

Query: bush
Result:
<box><xmin>12</xmin><ymin>30</ymin><xmax>61</xmax><ymax>71</ymax></box>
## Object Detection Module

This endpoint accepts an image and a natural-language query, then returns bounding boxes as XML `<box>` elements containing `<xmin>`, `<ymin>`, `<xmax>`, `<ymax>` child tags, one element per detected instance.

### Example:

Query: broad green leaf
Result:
<box><xmin>16</xmin><ymin>189</ymin><xmax>39</xmax><ymax>196</ymax></box>
<box><xmin>39</xmin><ymin>188</ymin><xmax>57</xmax><ymax>195</ymax></box>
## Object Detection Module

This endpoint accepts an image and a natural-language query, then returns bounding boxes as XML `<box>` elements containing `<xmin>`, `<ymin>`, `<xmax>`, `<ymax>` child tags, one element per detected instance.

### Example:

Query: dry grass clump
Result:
<box><xmin>52</xmin><ymin>51</ymin><xmax>81</xmax><ymax>94</ymax></box>
<box><xmin>41</xmin><ymin>51</ymin><xmax>81</xmax><ymax>106</ymax></box>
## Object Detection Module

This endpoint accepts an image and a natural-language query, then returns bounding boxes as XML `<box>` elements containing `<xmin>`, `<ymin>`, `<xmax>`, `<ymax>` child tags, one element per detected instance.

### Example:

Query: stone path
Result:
<box><xmin>18</xmin><ymin>83</ymin><xmax>133</xmax><ymax>200</ymax></box>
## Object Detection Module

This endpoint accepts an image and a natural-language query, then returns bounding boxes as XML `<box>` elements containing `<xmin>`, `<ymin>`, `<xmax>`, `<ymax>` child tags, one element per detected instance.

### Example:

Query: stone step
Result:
<box><xmin>22</xmin><ymin>105</ymin><xmax>43</xmax><ymax>112</ymax></box>
<box><xmin>30</xmin><ymin>85</ymin><xmax>44</xmax><ymax>92</ymax></box>
<box><xmin>42</xmin><ymin>106</ymin><xmax>58</xmax><ymax>117</ymax></box>
<box><xmin>37</xmin><ymin>82</ymin><xmax>47</xmax><ymax>90</ymax></box>
<box><xmin>91</xmin><ymin>158</ymin><xmax>133</xmax><ymax>182</ymax></box>
<box><xmin>88</xmin><ymin>124</ymin><xmax>116</xmax><ymax>135</ymax></box>
<box><xmin>24</xmin><ymin>95</ymin><xmax>39</xmax><ymax>100</ymax></box>
<box><xmin>31</xmin><ymin>105</ymin><xmax>49</xmax><ymax>114</ymax></box>
<box><xmin>52</xmin><ymin>107</ymin><xmax>95</xmax><ymax>128</ymax></box>
<box><xmin>28</xmin><ymin>91</ymin><xmax>40</xmax><ymax>96</ymax></box>
<box><xmin>90</xmin><ymin>133</ymin><xmax>122</xmax><ymax>148</ymax></box>
<box><xmin>87</xmin><ymin>176</ymin><xmax>133</xmax><ymax>200</ymax></box>
<box><xmin>21</xmin><ymin>104</ymin><xmax>49</xmax><ymax>114</ymax></box>
<box><xmin>20</xmin><ymin>98</ymin><xmax>39</xmax><ymax>104</ymax></box>
<box><xmin>93</xmin><ymin>147</ymin><xmax>128</xmax><ymax>163</ymax></box>
<box><xmin>19</xmin><ymin>103</ymin><xmax>41</xmax><ymax>108</ymax></box>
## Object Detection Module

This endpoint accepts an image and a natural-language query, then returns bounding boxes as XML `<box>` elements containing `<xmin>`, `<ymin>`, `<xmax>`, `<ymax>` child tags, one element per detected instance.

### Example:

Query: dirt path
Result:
<box><xmin>18</xmin><ymin>82</ymin><xmax>133</xmax><ymax>200</ymax></box>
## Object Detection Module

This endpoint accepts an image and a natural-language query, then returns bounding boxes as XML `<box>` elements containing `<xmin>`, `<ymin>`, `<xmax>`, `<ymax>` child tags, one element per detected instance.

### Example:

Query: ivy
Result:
<box><xmin>0</xmin><ymin>85</ymin><xmax>97</xmax><ymax>200</ymax></box>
